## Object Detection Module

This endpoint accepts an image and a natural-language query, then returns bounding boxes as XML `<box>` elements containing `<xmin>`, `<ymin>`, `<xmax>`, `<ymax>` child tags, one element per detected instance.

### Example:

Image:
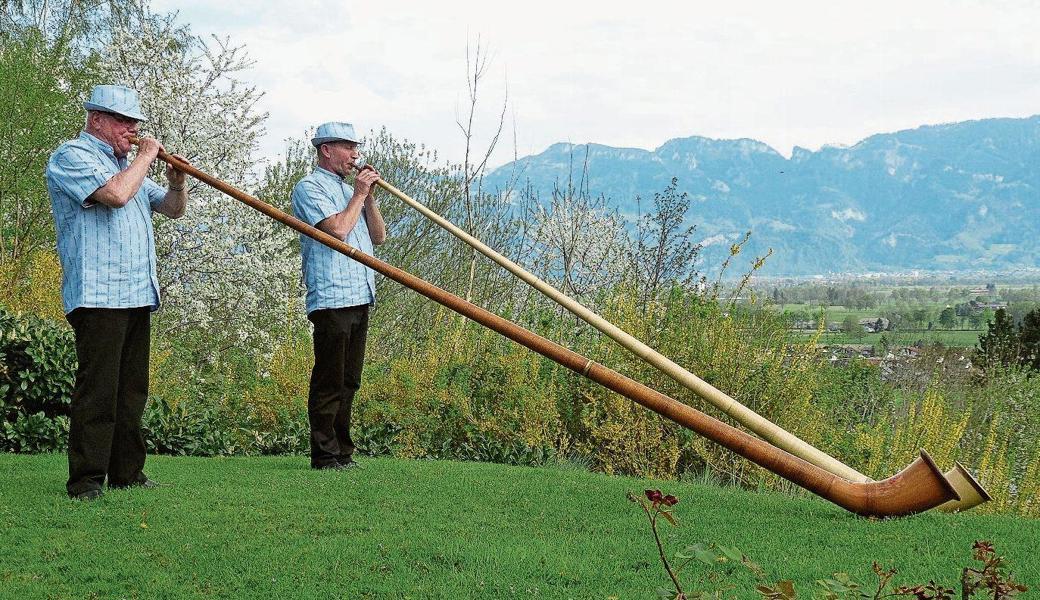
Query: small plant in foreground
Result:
<box><xmin>960</xmin><ymin>541</ymin><xmax>1028</xmax><ymax>599</ymax></box>
<box><xmin>810</xmin><ymin>540</ymin><xmax>1027</xmax><ymax>599</ymax></box>
<box><xmin>814</xmin><ymin>562</ymin><xmax>952</xmax><ymax>599</ymax></box>
<box><xmin>628</xmin><ymin>491</ymin><xmax>1028</xmax><ymax>599</ymax></box>
<box><xmin>628</xmin><ymin>489</ymin><xmax>772</xmax><ymax>599</ymax></box>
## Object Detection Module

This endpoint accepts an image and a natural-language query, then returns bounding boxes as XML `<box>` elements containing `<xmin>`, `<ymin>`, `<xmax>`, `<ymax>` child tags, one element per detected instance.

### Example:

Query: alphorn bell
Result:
<box><xmin>146</xmin><ymin>144</ymin><xmax>958</xmax><ymax>517</ymax></box>
<box><xmin>356</xmin><ymin>164</ymin><xmax>989</xmax><ymax>512</ymax></box>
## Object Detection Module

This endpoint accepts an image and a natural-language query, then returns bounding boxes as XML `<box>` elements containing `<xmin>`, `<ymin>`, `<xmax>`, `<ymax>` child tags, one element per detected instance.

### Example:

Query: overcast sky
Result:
<box><xmin>152</xmin><ymin>0</ymin><xmax>1040</xmax><ymax>170</ymax></box>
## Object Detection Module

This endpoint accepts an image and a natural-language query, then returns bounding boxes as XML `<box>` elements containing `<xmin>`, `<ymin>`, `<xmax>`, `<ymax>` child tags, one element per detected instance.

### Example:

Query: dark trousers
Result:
<box><xmin>307</xmin><ymin>305</ymin><xmax>369</xmax><ymax>467</ymax></box>
<box><xmin>65</xmin><ymin>307</ymin><xmax>151</xmax><ymax>496</ymax></box>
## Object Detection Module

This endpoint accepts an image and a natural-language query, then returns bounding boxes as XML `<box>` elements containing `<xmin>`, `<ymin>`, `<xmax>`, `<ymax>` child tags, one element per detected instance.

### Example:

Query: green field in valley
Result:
<box><xmin>798</xmin><ymin>329</ymin><xmax>982</xmax><ymax>348</ymax></box>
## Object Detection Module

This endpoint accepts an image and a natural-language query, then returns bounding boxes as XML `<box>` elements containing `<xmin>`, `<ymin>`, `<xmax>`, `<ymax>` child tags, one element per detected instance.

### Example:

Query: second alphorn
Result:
<box><xmin>361</xmin><ymin>166</ymin><xmax>990</xmax><ymax>512</ymax></box>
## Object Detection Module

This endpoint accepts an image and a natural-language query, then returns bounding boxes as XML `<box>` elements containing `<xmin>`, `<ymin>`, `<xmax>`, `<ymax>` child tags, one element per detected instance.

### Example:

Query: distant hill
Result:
<box><xmin>484</xmin><ymin>116</ymin><xmax>1040</xmax><ymax>276</ymax></box>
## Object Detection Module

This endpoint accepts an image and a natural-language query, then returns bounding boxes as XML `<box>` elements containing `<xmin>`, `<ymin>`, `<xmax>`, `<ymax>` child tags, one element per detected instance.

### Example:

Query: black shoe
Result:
<box><xmin>312</xmin><ymin>462</ymin><xmax>345</xmax><ymax>471</ymax></box>
<box><xmin>338</xmin><ymin>459</ymin><xmax>361</xmax><ymax>470</ymax></box>
<box><xmin>71</xmin><ymin>488</ymin><xmax>103</xmax><ymax>501</ymax></box>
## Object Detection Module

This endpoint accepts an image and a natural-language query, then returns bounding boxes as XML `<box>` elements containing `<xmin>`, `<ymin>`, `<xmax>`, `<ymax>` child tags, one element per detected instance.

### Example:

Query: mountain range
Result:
<box><xmin>484</xmin><ymin>116</ymin><xmax>1040</xmax><ymax>277</ymax></box>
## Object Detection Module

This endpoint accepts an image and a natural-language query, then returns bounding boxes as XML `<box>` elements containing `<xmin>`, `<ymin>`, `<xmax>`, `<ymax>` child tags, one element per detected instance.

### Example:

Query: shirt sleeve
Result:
<box><xmin>142</xmin><ymin>177</ymin><xmax>167</xmax><ymax>210</ymax></box>
<box><xmin>292</xmin><ymin>180</ymin><xmax>340</xmax><ymax>227</ymax></box>
<box><xmin>46</xmin><ymin>145</ymin><xmax>114</xmax><ymax>209</ymax></box>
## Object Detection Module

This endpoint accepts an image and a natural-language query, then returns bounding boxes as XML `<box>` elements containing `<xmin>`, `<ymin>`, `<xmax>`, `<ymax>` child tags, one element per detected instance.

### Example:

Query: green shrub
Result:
<box><xmin>0</xmin><ymin>306</ymin><xmax>75</xmax><ymax>451</ymax></box>
<box><xmin>2</xmin><ymin>411</ymin><xmax>69</xmax><ymax>453</ymax></box>
<box><xmin>352</xmin><ymin>326</ymin><xmax>566</xmax><ymax>467</ymax></box>
<box><xmin>142</xmin><ymin>394</ymin><xmax>310</xmax><ymax>457</ymax></box>
<box><xmin>142</xmin><ymin>395</ymin><xmax>241</xmax><ymax>456</ymax></box>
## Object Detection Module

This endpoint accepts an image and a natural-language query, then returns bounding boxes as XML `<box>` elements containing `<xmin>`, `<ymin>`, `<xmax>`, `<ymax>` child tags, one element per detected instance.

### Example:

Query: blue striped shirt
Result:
<box><xmin>291</xmin><ymin>167</ymin><xmax>376</xmax><ymax>313</ymax></box>
<box><xmin>46</xmin><ymin>131</ymin><xmax>166</xmax><ymax>314</ymax></box>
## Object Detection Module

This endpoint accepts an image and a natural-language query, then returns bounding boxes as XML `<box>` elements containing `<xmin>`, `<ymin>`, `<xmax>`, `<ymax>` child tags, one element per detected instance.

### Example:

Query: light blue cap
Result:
<box><xmin>82</xmin><ymin>84</ymin><xmax>147</xmax><ymax>121</ymax></box>
<box><xmin>311</xmin><ymin>122</ymin><xmax>360</xmax><ymax>147</ymax></box>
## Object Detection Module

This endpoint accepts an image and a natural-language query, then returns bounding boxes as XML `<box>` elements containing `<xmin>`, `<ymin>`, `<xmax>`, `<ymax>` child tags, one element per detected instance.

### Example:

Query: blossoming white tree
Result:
<box><xmin>96</xmin><ymin>3</ymin><xmax>301</xmax><ymax>360</ymax></box>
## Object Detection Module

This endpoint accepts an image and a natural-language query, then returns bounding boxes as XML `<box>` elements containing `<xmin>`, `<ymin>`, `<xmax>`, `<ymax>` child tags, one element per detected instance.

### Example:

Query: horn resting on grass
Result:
<box><xmin>149</xmin><ymin>146</ymin><xmax>960</xmax><ymax>517</ymax></box>
<box><xmin>355</xmin><ymin>164</ymin><xmax>992</xmax><ymax>513</ymax></box>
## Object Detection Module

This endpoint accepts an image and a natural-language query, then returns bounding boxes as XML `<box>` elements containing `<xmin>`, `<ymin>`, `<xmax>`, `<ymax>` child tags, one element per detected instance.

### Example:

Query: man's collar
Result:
<box><xmin>314</xmin><ymin>166</ymin><xmax>346</xmax><ymax>181</ymax></box>
<box><xmin>79</xmin><ymin>131</ymin><xmax>116</xmax><ymax>156</ymax></box>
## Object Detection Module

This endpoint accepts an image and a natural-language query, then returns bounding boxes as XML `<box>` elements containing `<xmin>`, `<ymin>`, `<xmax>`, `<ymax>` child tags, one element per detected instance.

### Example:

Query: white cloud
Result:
<box><xmin>699</xmin><ymin>234</ymin><xmax>728</xmax><ymax>247</ymax></box>
<box><xmin>153</xmin><ymin>0</ymin><xmax>1040</xmax><ymax>170</ymax></box>
<box><xmin>831</xmin><ymin>208</ymin><xmax>867</xmax><ymax>222</ymax></box>
<box><xmin>972</xmin><ymin>173</ymin><xmax>1005</xmax><ymax>183</ymax></box>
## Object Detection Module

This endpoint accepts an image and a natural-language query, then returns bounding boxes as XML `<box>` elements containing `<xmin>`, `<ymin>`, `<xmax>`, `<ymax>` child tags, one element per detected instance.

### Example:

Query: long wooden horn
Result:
<box><xmin>150</xmin><ymin>148</ymin><xmax>958</xmax><ymax>517</ymax></box>
<box><xmin>362</xmin><ymin>166</ymin><xmax>992</xmax><ymax>512</ymax></box>
<box><xmin>364</xmin><ymin>168</ymin><xmax>868</xmax><ymax>478</ymax></box>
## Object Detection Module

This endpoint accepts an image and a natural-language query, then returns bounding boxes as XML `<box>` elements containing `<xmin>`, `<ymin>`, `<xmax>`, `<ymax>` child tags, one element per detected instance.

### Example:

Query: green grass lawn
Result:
<box><xmin>1</xmin><ymin>454</ymin><xmax>1036</xmax><ymax>599</ymax></box>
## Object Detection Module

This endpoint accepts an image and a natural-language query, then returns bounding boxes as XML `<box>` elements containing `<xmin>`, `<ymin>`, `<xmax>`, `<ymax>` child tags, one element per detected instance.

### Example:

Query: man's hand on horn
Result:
<box><xmin>354</xmin><ymin>165</ymin><xmax>380</xmax><ymax>197</ymax></box>
<box><xmin>166</xmin><ymin>154</ymin><xmax>191</xmax><ymax>190</ymax></box>
<box><xmin>135</xmin><ymin>136</ymin><xmax>165</xmax><ymax>161</ymax></box>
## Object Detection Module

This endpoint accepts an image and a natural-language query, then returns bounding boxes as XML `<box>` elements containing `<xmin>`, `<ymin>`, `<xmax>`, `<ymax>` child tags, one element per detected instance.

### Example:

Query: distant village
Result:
<box><xmin>814</xmin><ymin>343</ymin><xmax>973</xmax><ymax>381</ymax></box>
<box><xmin>778</xmin><ymin>283</ymin><xmax>1016</xmax><ymax>382</ymax></box>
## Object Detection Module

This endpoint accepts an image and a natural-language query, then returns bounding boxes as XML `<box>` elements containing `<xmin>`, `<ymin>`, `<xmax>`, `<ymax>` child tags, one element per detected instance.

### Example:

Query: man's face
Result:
<box><xmin>91</xmin><ymin>111</ymin><xmax>141</xmax><ymax>158</ymax></box>
<box><xmin>322</xmin><ymin>141</ymin><xmax>360</xmax><ymax>178</ymax></box>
